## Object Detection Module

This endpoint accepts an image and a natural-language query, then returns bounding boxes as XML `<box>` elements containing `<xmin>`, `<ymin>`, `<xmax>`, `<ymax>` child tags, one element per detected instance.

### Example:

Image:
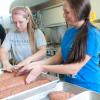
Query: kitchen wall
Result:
<box><xmin>43</xmin><ymin>25</ymin><xmax>67</xmax><ymax>56</ymax></box>
<box><xmin>90</xmin><ymin>0</ymin><xmax>100</xmax><ymax>29</ymax></box>
<box><xmin>90</xmin><ymin>0</ymin><xmax>100</xmax><ymax>18</ymax></box>
<box><xmin>43</xmin><ymin>25</ymin><xmax>67</xmax><ymax>43</ymax></box>
<box><xmin>0</xmin><ymin>0</ymin><xmax>100</xmax><ymax>33</ymax></box>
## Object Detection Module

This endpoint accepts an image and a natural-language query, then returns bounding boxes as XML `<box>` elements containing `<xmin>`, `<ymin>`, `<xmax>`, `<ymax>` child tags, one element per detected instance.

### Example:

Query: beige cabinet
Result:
<box><xmin>41</xmin><ymin>4</ymin><xmax>66</xmax><ymax>27</ymax></box>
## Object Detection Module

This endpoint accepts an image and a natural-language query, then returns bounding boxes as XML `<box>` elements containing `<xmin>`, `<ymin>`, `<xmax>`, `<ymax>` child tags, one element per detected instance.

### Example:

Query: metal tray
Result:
<box><xmin>3</xmin><ymin>73</ymin><xmax>59</xmax><ymax>100</ymax></box>
<box><xmin>40</xmin><ymin>82</ymin><xmax>86</xmax><ymax>100</ymax></box>
<box><xmin>69</xmin><ymin>91</ymin><xmax>100</xmax><ymax>100</ymax></box>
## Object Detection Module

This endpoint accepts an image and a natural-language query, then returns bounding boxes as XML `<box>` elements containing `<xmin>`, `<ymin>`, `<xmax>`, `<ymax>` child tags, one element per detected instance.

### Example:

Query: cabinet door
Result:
<box><xmin>41</xmin><ymin>6</ymin><xmax>65</xmax><ymax>27</ymax></box>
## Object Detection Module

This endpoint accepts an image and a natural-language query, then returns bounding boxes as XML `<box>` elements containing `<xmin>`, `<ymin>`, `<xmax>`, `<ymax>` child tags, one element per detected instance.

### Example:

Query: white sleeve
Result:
<box><xmin>1</xmin><ymin>32</ymin><xmax>12</xmax><ymax>51</ymax></box>
<box><xmin>34</xmin><ymin>29</ymin><xmax>47</xmax><ymax>48</ymax></box>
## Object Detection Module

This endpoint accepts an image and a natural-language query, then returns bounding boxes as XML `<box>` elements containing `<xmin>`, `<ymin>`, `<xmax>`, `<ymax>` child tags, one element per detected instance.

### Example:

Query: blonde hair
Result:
<box><xmin>12</xmin><ymin>6</ymin><xmax>38</xmax><ymax>53</ymax></box>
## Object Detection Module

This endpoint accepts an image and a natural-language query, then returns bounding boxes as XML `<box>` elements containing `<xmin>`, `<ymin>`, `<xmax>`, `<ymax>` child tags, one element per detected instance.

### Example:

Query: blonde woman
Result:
<box><xmin>0</xmin><ymin>6</ymin><xmax>47</xmax><ymax>72</ymax></box>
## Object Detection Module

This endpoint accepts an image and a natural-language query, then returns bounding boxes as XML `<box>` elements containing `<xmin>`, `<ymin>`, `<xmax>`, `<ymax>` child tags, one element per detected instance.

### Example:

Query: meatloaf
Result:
<box><xmin>48</xmin><ymin>91</ymin><xmax>75</xmax><ymax>100</ymax></box>
<box><xmin>0</xmin><ymin>72</ymin><xmax>14</xmax><ymax>82</ymax></box>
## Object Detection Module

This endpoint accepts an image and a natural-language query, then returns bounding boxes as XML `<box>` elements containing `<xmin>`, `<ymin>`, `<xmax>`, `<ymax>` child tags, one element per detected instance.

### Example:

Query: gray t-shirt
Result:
<box><xmin>2</xmin><ymin>29</ymin><xmax>46</xmax><ymax>62</ymax></box>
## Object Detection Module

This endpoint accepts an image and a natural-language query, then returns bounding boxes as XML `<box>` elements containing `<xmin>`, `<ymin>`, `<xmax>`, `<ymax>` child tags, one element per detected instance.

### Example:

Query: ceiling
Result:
<box><xmin>10</xmin><ymin>0</ymin><xmax>49</xmax><ymax>10</ymax></box>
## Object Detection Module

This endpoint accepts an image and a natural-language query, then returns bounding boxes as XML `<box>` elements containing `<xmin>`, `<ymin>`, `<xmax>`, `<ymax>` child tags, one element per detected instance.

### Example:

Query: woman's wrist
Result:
<box><xmin>27</xmin><ymin>56</ymin><xmax>34</xmax><ymax>63</ymax></box>
<box><xmin>3</xmin><ymin>62</ymin><xmax>13</xmax><ymax>69</ymax></box>
<box><xmin>42</xmin><ymin>65</ymin><xmax>47</xmax><ymax>72</ymax></box>
<box><xmin>3</xmin><ymin>60</ymin><xmax>10</xmax><ymax>66</ymax></box>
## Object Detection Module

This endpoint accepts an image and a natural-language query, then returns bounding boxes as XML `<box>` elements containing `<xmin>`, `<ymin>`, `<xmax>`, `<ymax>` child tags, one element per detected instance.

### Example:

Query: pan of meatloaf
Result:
<box><xmin>40</xmin><ymin>82</ymin><xmax>87</xmax><ymax>100</ymax></box>
<box><xmin>0</xmin><ymin>72</ymin><xmax>59</xmax><ymax>100</ymax></box>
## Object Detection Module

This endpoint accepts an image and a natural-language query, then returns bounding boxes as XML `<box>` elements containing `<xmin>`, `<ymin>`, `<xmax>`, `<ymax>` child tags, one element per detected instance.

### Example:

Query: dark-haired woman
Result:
<box><xmin>15</xmin><ymin>0</ymin><xmax>100</xmax><ymax>93</ymax></box>
<box><xmin>0</xmin><ymin>24</ymin><xmax>6</xmax><ymax>45</ymax></box>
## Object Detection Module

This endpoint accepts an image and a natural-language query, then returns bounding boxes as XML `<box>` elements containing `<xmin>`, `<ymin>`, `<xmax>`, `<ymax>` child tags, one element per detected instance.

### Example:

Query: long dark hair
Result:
<box><xmin>66</xmin><ymin>0</ymin><xmax>91</xmax><ymax>63</ymax></box>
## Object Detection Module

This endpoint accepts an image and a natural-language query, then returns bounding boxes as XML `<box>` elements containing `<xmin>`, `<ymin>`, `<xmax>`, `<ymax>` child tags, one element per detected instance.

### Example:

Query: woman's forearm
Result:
<box><xmin>43</xmin><ymin>55</ymin><xmax>91</xmax><ymax>75</ymax></box>
<box><xmin>30</xmin><ymin>46</ymin><xmax>46</xmax><ymax>62</ymax></box>
<box><xmin>36</xmin><ymin>48</ymin><xmax>62</xmax><ymax>65</ymax></box>
<box><xmin>0</xmin><ymin>47</ymin><xmax>11</xmax><ymax>66</ymax></box>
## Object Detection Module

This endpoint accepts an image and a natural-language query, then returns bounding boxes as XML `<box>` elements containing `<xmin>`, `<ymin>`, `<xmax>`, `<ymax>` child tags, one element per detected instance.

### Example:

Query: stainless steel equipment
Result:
<box><xmin>41</xmin><ymin>82</ymin><xmax>86</xmax><ymax>100</ymax></box>
<box><xmin>70</xmin><ymin>91</ymin><xmax>100</xmax><ymax>100</ymax></box>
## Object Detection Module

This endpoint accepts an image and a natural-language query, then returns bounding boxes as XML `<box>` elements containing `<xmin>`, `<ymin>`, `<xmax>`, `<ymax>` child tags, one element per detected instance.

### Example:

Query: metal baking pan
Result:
<box><xmin>6</xmin><ymin>81</ymin><xmax>86</xmax><ymax>100</ymax></box>
<box><xmin>69</xmin><ymin>91</ymin><xmax>100</xmax><ymax>100</ymax></box>
<box><xmin>3</xmin><ymin>73</ymin><xmax>59</xmax><ymax>100</ymax></box>
<box><xmin>40</xmin><ymin>82</ymin><xmax>86</xmax><ymax>100</ymax></box>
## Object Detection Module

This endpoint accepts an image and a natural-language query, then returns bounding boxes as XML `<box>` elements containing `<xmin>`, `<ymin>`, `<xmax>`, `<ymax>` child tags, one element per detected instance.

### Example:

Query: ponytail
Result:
<box><xmin>66</xmin><ymin>19</ymin><xmax>89</xmax><ymax>63</ymax></box>
<box><xmin>65</xmin><ymin>0</ymin><xmax>91</xmax><ymax>63</ymax></box>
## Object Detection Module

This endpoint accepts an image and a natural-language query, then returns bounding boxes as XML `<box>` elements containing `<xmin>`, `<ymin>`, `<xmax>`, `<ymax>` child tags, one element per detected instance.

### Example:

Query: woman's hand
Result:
<box><xmin>15</xmin><ymin>55</ymin><xmax>37</xmax><ymax>70</ymax></box>
<box><xmin>26</xmin><ymin>65</ymin><xmax>44</xmax><ymax>84</ymax></box>
<box><xmin>15</xmin><ymin>62</ymin><xmax>35</xmax><ymax>76</ymax></box>
<box><xmin>15</xmin><ymin>61</ymin><xmax>39</xmax><ymax>70</ymax></box>
<box><xmin>2</xmin><ymin>64</ymin><xmax>14</xmax><ymax>72</ymax></box>
<box><xmin>15</xmin><ymin>63</ymin><xmax>44</xmax><ymax>83</ymax></box>
<box><xmin>16</xmin><ymin>58</ymin><xmax>31</xmax><ymax>68</ymax></box>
